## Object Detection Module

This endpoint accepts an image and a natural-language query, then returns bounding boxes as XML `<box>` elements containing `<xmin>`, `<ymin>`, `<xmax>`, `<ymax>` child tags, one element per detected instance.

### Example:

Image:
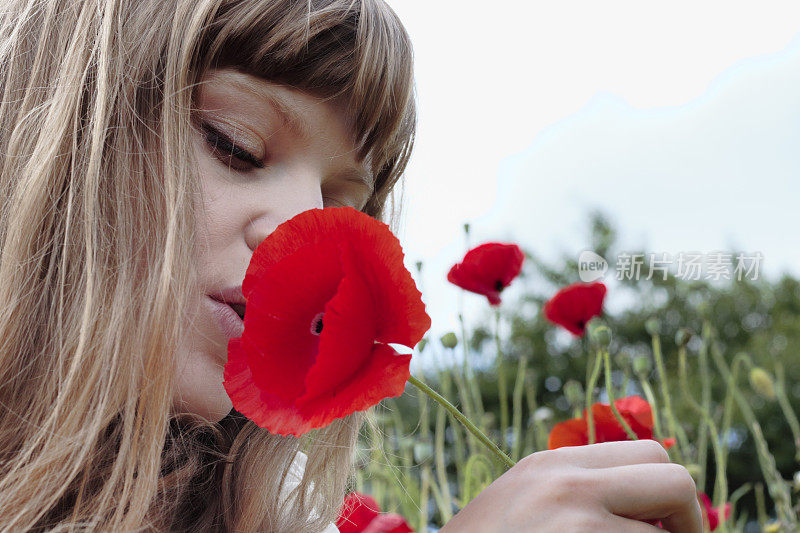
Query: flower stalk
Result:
<box><xmin>408</xmin><ymin>375</ymin><xmax>516</xmax><ymax>470</ymax></box>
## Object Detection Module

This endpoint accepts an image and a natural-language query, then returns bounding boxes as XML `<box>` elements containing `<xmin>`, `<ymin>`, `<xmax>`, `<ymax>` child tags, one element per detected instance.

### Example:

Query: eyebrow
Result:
<box><xmin>227</xmin><ymin>76</ymin><xmax>375</xmax><ymax>193</ymax></box>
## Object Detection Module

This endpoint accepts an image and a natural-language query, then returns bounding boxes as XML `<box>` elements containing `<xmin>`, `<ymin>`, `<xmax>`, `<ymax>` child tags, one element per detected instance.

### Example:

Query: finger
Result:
<box><xmin>601</xmin><ymin>513</ymin><xmax>667</xmax><ymax>533</ymax></box>
<box><xmin>544</xmin><ymin>439</ymin><xmax>670</xmax><ymax>469</ymax></box>
<box><xmin>597</xmin><ymin>463</ymin><xmax>702</xmax><ymax>533</ymax></box>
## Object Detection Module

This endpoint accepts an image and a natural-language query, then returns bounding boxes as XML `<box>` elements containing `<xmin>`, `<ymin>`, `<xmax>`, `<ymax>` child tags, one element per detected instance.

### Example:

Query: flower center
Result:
<box><xmin>310</xmin><ymin>311</ymin><xmax>325</xmax><ymax>336</ymax></box>
<box><xmin>494</xmin><ymin>279</ymin><xmax>504</xmax><ymax>292</ymax></box>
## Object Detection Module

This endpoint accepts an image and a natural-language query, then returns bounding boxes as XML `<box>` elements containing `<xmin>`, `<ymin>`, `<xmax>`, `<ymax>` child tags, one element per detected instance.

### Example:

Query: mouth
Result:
<box><xmin>230</xmin><ymin>302</ymin><xmax>246</xmax><ymax>321</ymax></box>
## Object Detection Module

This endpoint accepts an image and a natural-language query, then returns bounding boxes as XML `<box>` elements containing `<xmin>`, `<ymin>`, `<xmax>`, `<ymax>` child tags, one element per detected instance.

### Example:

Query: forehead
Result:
<box><xmin>194</xmin><ymin>67</ymin><xmax>373</xmax><ymax>186</ymax></box>
<box><xmin>196</xmin><ymin>69</ymin><xmax>359</xmax><ymax>149</ymax></box>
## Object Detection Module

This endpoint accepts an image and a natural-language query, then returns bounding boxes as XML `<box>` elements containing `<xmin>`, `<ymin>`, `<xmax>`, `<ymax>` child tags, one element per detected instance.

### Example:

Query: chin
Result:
<box><xmin>173</xmin><ymin>352</ymin><xmax>235</xmax><ymax>423</ymax></box>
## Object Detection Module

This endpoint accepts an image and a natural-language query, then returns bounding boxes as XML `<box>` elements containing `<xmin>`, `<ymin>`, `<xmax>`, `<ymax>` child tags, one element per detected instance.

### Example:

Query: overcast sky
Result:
<box><xmin>384</xmin><ymin>1</ymin><xmax>800</xmax><ymax>354</ymax></box>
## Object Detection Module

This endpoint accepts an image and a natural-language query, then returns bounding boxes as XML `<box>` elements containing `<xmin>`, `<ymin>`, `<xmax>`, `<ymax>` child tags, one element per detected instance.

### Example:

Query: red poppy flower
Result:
<box><xmin>543</xmin><ymin>281</ymin><xmax>606</xmax><ymax>336</ymax></box>
<box><xmin>698</xmin><ymin>492</ymin><xmax>731</xmax><ymax>531</ymax></box>
<box><xmin>337</xmin><ymin>492</ymin><xmax>414</xmax><ymax>533</ymax></box>
<box><xmin>223</xmin><ymin>207</ymin><xmax>431</xmax><ymax>436</ymax></box>
<box><xmin>548</xmin><ymin>396</ymin><xmax>676</xmax><ymax>450</ymax></box>
<box><xmin>447</xmin><ymin>242</ymin><xmax>525</xmax><ymax>306</ymax></box>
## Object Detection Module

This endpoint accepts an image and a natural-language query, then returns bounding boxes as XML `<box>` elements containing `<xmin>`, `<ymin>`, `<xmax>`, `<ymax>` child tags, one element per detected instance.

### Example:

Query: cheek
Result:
<box><xmin>172</xmin><ymin>299</ymin><xmax>233</xmax><ymax>421</ymax></box>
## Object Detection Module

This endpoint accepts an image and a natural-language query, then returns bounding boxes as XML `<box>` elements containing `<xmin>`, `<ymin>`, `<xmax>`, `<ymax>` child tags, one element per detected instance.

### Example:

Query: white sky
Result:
<box><xmin>385</xmin><ymin>1</ymin><xmax>800</xmax><ymax>348</ymax></box>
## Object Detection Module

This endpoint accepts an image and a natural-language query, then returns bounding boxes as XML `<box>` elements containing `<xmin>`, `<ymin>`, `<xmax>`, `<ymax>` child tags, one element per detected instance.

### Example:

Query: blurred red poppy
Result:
<box><xmin>548</xmin><ymin>396</ymin><xmax>676</xmax><ymax>450</ymax></box>
<box><xmin>447</xmin><ymin>242</ymin><xmax>525</xmax><ymax>306</ymax></box>
<box><xmin>699</xmin><ymin>492</ymin><xmax>731</xmax><ymax>531</ymax></box>
<box><xmin>543</xmin><ymin>281</ymin><xmax>606</xmax><ymax>336</ymax></box>
<box><xmin>223</xmin><ymin>207</ymin><xmax>431</xmax><ymax>436</ymax></box>
<box><xmin>337</xmin><ymin>492</ymin><xmax>414</xmax><ymax>533</ymax></box>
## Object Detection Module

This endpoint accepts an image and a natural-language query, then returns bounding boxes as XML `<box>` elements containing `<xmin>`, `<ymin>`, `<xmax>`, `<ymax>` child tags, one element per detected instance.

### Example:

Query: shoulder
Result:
<box><xmin>282</xmin><ymin>451</ymin><xmax>341</xmax><ymax>533</ymax></box>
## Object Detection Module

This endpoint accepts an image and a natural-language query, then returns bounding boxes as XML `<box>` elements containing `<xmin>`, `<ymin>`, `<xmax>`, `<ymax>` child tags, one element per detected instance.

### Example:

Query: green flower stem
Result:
<box><xmin>677</xmin><ymin>344</ymin><xmax>728</xmax><ymax>519</ymax></box>
<box><xmin>418</xmin><ymin>464</ymin><xmax>430</xmax><ymax>533</ymax></box>
<box><xmin>494</xmin><ymin>309</ymin><xmax>509</xmax><ymax>451</ymax></box>
<box><xmin>447</xmin><ymin>350</ymin><xmax>478</xmax><ymax>457</ymax></box>
<box><xmin>524</xmin><ymin>378</ymin><xmax>546</xmax><ymax>452</ymax></box>
<box><xmin>697</xmin><ymin>330</ymin><xmax>712</xmax><ymax>492</ymax></box>
<box><xmin>462</xmin><ymin>454</ymin><xmax>495</xmax><ymax>503</ymax></box>
<box><xmin>458</xmin><ymin>312</ymin><xmax>485</xmax><ymax>424</ymax></box>
<box><xmin>434</xmin><ymin>404</ymin><xmax>454</xmax><ymax>522</ymax></box>
<box><xmin>755</xmin><ymin>483</ymin><xmax>768</xmax><ymax>532</ymax></box>
<box><xmin>409</xmin><ymin>375</ymin><xmax>516</xmax><ymax>470</ymax></box>
<box><xmin>511</xmin><ymin>356</ymin><xmax>528</xmax><ymax>461</ymax></box>
<box><xmin>586</xmin><ymin>349</ymin><xmax>603</xmax><ymax>444</ymax></box>
<box><xmin>602</xmin><ymin>350</ymin><xmax>638</xmax><ymax>441</ymax></box>
<box><xmin>650</xmin><ymin>333</ymin><xmax>688</xmax><ymax>463</ymax></box>
<box><xmin>774</xmin><ymin>362</ymin><xmax>800</xmax><ymax>463</ymax></box>
<box><xmin>636</xmin><ymin>373</ymin><xmax>665</xmax><ymax>445</ymax></box>
<box><xmin>439</xmin><ymin>366</ymin><xmax>467</xmax><ymax>488</ymax></box>
<box><xmin>707</xmin><ymin>331</ymin><xmax>795</xmax><ymax>525</ymax></box>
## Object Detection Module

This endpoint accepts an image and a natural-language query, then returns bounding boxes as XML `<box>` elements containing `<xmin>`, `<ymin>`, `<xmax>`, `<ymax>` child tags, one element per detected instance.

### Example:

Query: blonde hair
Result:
<box><xmin>0</xmin><ymin>0</ymin><xmax>415</xmax><ymax>530</ymax></box>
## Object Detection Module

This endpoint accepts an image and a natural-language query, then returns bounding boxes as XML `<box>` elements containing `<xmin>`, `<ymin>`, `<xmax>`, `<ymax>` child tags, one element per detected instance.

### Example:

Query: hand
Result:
<box><xmin>440</xmin><ymin>440</ymin><xmax>702</xmax><ymax>533</ymax></box>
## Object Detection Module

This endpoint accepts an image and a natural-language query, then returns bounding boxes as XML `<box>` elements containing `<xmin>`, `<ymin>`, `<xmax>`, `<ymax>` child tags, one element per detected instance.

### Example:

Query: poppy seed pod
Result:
<box><xmin>633</xmin><ymin>355</ymin><xmax>653</xmax><ymax>375</ymax></box>
<box><xmin>417</xmin><ymin>337</ymin><xmax>429</xmax><ymax>353</ymax></box>
<box><xmin>675</xmin><ymin>328</ymin><xmax>693</xmax><ymax>348</ymax></box>
<box><xmin>563</xmin><ymin>380</ymin><xmax>584</xmax><ymax>407</ymax></box>
<box><xmin>749</xmin><ymin>367</ymin><xmax>776</xmax><ymax>400</ymax></box>
<box><xmin>439</xmin><ymin>332</ymin><xmax>458</xmax><ymax>349</ymax></box>
<box><xmin>589</xmin><ymin>323</ymin><xmax>612</xmax><ymax>348</ymax></box>
<box><xmin>645</xmin><ymin>318</ymin><xmax>661</xmax><ymax>336</ymax></box>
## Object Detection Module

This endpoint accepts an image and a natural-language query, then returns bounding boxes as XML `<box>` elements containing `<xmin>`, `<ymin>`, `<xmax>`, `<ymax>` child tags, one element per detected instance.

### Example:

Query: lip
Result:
<box><xmin>209</xmin><ymin>285</ymin><xmax>245</xmax><ymax>306</ymax></box>
<box><xmin>207</xmin><ymin>295</ymin><xmax>245</xmax><ymax>340</ymax></box>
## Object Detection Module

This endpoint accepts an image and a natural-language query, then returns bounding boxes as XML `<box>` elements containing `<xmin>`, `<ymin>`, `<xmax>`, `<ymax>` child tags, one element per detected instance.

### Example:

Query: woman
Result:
<box><xmin>0</xmin><ymin>0</ymin><xmax>702</xmax><ymax>531</ymax></box>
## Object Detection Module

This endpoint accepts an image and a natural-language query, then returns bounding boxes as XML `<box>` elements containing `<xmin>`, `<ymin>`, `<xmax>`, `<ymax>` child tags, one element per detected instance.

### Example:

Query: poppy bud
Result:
<box><xmin>439</xmin><ymin>332</ymin><xmax>458</xmax><ymax>349</ymax></box>
<box><xmin>615</xmin><ymin>351</ymin><xmax>632</xmax><ymax>370</ymax></box>
<box><xmin>533</xmin><ymin>406</ymin><xmax>553</xmax><ymax>423</ymax></box>
<box><xmin>749</xmin><ymin>367</ymin><xmax>776</xmax><ymax>400</ymax></box>
<box><xmin>675</xmin><ymin>328</ymin><xmax>693</xmax><ymax>348</ymax></box>
<box><xmin>633</xmin><ymin>355</ymin><xmax>652</xmax><ymax>375</ymax></box>
<box><xmin>415</xmin><ymin>260</ymin><xmax>423</xmax><ymax>273</ymax></box>
<box><xmin>417</xmin><ymin>337</ymin><xmax>429</xmax><ymax>353</ymax></box>
<box><xmin>645</xmin><ymin>318</ymin><xmax>661</xmax><ymax>336</ymax></box>
<box><xmin>563</xmin><ymin>380</ymin><xmax>584</xmax><ymax>408</ymax></box>
<box><xmin>589</xmin><ymin>323</ymin><xmax>612</xmax><ymax>348</ymax></box>
<box><xmin>413</xmin><ymin>441</ymin><xmax>434</xmax><ymax>463</ymax></box>
<box><xmin>463</xmin><ymin>223</ymin><xmax>471</xmax><ymax>236</ymax></box>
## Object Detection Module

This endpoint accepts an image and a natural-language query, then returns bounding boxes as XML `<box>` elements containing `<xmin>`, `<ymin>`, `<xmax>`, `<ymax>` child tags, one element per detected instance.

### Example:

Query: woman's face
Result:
<box><xmin>173</xmin><ymin>68</ymin><xmax>373</xmax><ymax>422</ymax></box>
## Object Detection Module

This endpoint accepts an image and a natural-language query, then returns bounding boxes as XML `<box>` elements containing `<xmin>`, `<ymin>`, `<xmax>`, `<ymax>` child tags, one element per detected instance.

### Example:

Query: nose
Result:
<box><xmin>243</xmin><ymin>172</ymin><xmax>324</xmax><ymax>252</ymax></box>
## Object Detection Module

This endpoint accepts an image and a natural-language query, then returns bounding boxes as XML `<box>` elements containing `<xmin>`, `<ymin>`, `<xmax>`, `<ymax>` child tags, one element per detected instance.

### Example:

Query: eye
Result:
<box><xmin>323</xmin><ymin>196</ymin><xmax>348</xmax><ymax>208</ymax></box>
<box><xmin>201</xmin><ymin>122</ymin><xmax>265</xmax><ymax>173</ymax></box>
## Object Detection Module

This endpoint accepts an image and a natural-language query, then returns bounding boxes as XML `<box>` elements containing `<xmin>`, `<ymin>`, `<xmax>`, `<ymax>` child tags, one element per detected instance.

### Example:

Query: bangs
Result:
<box><xmin>196</xmin><ymin>0</ymin><xmax>416</xmax><ymax>172</ymax></box>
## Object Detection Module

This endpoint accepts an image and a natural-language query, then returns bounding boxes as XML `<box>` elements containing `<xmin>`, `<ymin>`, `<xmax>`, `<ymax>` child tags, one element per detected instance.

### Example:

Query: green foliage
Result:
<box><xmin>355</xmin><ymin>211</ymin><xmax>800</xmax><ymax>531</ymax></box>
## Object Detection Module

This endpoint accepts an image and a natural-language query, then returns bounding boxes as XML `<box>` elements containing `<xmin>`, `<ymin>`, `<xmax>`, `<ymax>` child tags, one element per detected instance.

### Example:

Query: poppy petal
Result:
<box><xmin>222</xmin><ymin>337</ymin><xmax>308</xmax><ymax>435</ymax></box>
<box><xmin>543</xmin><ymin>282</ymin><xmax>606</xmax><ymax>336</ymax></box>
<box><xmin>242</xmin><ymin>239</ymin><xmax>343</xmax><ymax>400</ymax></box>
<box><xmin>548</xmin><ymin>418</ymin><xmax>589</xmax><ymax>449</ymax></box>
<box><xmin>224</xmin><ymin>207</ymin><xmax>431</xmax><ymax>436</ymax></box>
<box><xmin>339</xmin><ymin>218</ymin><xmax>430</xmax><ymax>348</ymax></box>
<box><xmin>447</xmin><ymin>243</ymin><xmax>524</xmax><ymax>306</ymax></box>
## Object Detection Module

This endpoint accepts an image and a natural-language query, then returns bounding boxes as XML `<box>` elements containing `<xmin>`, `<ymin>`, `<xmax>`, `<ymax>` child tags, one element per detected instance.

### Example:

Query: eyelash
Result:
<box><xmin>202</xmin><ymin>123</ymin><xmax>352</xmax><ymax>207</ymax></box>
<box><xmin>202</xmin><ymin>123</ymin><xmax>265</xmax><ymax>171</ymax></box>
